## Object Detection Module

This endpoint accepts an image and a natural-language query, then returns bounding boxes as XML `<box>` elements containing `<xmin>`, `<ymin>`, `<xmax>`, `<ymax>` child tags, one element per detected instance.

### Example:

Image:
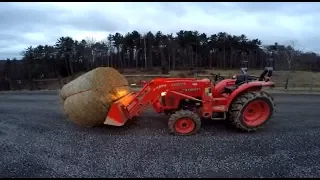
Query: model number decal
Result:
<box><xmin>171</xmin><ymin>83</ymin><xmax>186</xmax><ymax>86</ymax></box>
<box><xmin>183</xmin><ymin>88</ymin><xmax>200</xmax><ymax>92</ymax></box>
<box><xmin>213</xmin><ymin>106</ymin><xmax>226</xmax><ymax>111</ymax></box>
<box><xmin>154</xmin><ymin>84</ymin><xmax>167</xmax><ymax>90</ymax></box>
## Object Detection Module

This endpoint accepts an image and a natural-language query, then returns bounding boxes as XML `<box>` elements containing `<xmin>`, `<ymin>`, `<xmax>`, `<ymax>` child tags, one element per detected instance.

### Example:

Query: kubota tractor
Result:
<box><xmin>104</xmin><ymin>66</ymin><xmax>275</xmax><ymax>136</ymax></box>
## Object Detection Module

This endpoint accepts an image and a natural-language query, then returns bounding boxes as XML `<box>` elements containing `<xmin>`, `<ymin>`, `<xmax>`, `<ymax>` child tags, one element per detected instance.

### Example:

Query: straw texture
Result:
<box><xmin>60</xmin><ymin>67</ymin><xmax>131</xmax><ymax>127</ymax></box>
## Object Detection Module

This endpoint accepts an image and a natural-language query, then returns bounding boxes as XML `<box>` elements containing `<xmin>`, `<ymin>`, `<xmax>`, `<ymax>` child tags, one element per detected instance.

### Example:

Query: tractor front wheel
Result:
<box><xmin>228</xmin><ymin>91</ymin><xmax>275</xmax><ymax>132</ymax></box>
<box><xmin>168</xmin><ymin>110</ymin><xmax>201</xmax><ymax>136</ymax></box>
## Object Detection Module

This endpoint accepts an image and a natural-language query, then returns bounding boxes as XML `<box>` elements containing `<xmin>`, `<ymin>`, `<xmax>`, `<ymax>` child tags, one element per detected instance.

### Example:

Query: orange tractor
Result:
<box><xmin>105</xmin><ymin>67</ymin><xmax>275</xmax><ymax>136</ymax></box>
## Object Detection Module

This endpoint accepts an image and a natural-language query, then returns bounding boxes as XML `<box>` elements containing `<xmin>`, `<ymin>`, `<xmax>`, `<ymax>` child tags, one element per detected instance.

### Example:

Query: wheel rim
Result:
<box><xmin>174</xmin><ymin>118</ymin><xmax>195</xmax><ymax>134</ymax></box>
<box><xmin>243</xmin><ymin>100</ymin><xmax>270</xmax><ymax>127</ymax></box>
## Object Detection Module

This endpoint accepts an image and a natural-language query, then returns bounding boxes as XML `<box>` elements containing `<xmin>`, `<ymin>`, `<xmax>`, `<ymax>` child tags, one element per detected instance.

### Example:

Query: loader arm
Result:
<box><xmin>104</xmin><ymin>78</ymin><xmax>211</xmax><ymax>126</ymax></box>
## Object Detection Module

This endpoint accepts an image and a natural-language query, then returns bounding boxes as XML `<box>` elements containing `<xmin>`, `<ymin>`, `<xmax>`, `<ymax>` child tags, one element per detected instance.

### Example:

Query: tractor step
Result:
<box><xmin>211</xmin><ymin>112</ymin><xmax>226</xmax><ymax>120</ymax></box>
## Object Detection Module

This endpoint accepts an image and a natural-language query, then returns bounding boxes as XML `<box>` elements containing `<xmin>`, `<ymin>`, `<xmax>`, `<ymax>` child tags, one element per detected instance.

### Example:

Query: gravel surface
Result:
<box><xmin>1</xmin><ymin>92</ymin><xmax>320</xmax><ymax>178</ymax></box>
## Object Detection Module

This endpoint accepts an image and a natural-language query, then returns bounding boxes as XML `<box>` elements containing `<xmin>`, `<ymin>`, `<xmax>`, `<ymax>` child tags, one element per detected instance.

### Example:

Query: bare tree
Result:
<box><xmin>100</xmin><ymin>39</ymin><xmax>109</xmax><ymax>66</ymax></box>
<box><xmin>85</xmin><ymin>36</ymin><xmax>97</xmax><ymax>68</ymax></box>
<box><xmin>283</xmin><ymin>40</ymin><xmax>300</xmax><ymax>89</ymax></box>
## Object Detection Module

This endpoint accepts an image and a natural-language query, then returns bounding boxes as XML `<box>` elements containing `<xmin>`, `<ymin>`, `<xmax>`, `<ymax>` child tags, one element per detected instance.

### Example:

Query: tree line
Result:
<box><xmin>2</xmin><ymin>30</ymin><xmax>320</xmax><ymax>82</ymax></box>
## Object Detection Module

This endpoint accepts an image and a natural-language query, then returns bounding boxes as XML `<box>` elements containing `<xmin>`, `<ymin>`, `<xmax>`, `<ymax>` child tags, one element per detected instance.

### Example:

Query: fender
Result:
<box><xmin>213</xmin><ymin>79</ymin><xmax>236</xmax><ymax>96</ymax></box>
<box><xmin>226</xmin><ymin>81</ymin><xmax>275</xmax><ymax>108</ymax></box>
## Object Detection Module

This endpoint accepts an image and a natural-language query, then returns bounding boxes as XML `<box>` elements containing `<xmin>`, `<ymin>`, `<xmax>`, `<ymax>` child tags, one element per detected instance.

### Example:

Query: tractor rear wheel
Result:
<box><xmin>168</xmin><ymin>110</ymin><xmax>201</xmax><ymax>136</ymax></box>
<box><xmin>228</xmin><ymin>91</ymin><xmax>275</xmax><ymax>132</ymax></box>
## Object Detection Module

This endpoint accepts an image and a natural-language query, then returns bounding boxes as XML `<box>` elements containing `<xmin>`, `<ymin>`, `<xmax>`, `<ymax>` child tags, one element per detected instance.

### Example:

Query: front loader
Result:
<box><xmin>105</xmin><ymin>67</ymin><xmax>275</xmax><ymax>136</ymax></box>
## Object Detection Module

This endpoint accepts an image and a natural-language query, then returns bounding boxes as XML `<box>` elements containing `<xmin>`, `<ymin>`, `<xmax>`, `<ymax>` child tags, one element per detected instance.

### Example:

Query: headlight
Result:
<box><xmin>205</xmin><ymin>87</ymin><xmax>212</xmax><ymax>96</ymax></box>
<box><xmin>117</xmin><ymin>90</ymin><xmax>128</xmax><ymax>98</ymax></box>
<box><xmin>161</xmin><ymin>92</ymin><xmax>167</xmax><ymax>96</ymax></box>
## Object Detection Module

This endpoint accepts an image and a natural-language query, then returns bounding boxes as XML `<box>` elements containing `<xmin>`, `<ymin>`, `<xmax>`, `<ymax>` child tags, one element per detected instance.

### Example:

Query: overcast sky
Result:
<box><xmin>0</xmin><ymin>2</ymin><xmax>319</xmax><ymax>59</ymax></box>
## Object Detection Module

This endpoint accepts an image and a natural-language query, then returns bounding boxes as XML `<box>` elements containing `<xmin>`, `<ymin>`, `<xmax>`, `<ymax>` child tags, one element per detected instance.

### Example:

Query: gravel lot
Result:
<box><xmin>1</xmin><ymin>92</ymin><xmax>320</xmax><ymax>178</ymax></box>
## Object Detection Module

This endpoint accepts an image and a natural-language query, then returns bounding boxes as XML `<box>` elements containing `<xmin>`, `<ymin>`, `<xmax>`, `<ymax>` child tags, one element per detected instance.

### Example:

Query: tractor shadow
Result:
<box><xmin>88</xmin><ymin>117</ymin><xmax>242</xmax><ymax>136</ymax></box>
<box><xmin>82</xmin><ymin>115</ymin><xmax>170</xmax><ymax>136</ymax></box>
<box><xmin>79</xmin><ymin>115</ymin><xmax>251</xmax><ymax>136</ymax></box>
<box><xmin>200</xmin><ymin>119</ymin><xmax>240</xmax><ymax>134</ymax></box>
<box><xmin>82</xmin><ymin>116</ymin><xmax>269</xmax><ymax>137</ymax></box>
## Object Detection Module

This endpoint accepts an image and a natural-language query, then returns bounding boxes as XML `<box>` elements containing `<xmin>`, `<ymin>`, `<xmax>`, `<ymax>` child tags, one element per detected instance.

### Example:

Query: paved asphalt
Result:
<box><xmin>1</xmin><ymin>91</ymin><xmax>320</xmax><ymax>178</ymax></box>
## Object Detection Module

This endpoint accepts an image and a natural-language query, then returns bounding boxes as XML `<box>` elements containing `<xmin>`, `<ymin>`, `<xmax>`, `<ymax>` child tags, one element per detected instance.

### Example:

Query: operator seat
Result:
<box><xmin>223</xmin><ymin>74</ymin><xmax>255</xmax><ymax>94</ymax></box>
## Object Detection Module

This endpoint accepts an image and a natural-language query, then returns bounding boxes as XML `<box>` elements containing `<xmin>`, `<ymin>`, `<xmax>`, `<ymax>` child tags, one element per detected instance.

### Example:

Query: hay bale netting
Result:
<box><xmin>60</xmin><ymin>67</ymin><xmax>131</xmax><ymax>127</ymax></box>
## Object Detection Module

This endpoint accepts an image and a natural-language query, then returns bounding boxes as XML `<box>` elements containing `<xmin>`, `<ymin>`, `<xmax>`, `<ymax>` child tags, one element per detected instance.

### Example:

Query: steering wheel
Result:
<box><xmin>210</xmin><ymin>73</ymin><xmax>225</xmax><ymax>82</ymax></box>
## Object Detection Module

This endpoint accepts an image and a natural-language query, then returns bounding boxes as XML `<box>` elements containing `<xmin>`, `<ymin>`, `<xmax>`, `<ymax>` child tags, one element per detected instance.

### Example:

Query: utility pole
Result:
<box><xmin>144</xmin><ymin>33</ymin><xmax>147</xmax><ymax>68</ymax></box>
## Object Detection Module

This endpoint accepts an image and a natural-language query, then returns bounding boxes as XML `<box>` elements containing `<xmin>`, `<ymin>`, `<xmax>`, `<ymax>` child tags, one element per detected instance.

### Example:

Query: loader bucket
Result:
<box><xmin>104</xmin><ymin>92</ymin><xmax>137</xmax><ymax>126</ymax></box>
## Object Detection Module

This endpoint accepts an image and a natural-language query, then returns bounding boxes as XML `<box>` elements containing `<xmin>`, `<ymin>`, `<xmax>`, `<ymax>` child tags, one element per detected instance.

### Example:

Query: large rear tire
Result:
<box><xmin>228</xmin><ymin>91</ymin><xmax>275</xmax><ymax>132</ymax></box>
<box><xmin>168</xmin><ymin>110</ymin><xmax>201</xmax><ymax>136</ymax></box>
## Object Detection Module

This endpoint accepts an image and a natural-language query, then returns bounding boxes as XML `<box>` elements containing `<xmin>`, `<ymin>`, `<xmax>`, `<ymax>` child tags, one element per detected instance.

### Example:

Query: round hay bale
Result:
<box><xmin>60</xmin><ymin>67</ymin><xmax>131</xmax><ymax>127</ymax></box>
<box><xmin>60</xmin><ymin>67</ymin><xmax>129</xmax><ymax>101</ymax></box>
<box><xmin>63</xmin><ymin>90</ymin><xmax>109</xmax><ymax>127</ymax></box>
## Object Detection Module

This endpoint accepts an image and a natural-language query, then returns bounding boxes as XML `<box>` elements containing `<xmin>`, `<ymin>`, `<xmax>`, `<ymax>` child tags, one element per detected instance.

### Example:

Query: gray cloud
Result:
<box><xmin>235</xmin><ymin>2</ymin><xmax>320</xmax><ymax>15</ymax></box>
<box><xmin>0</xmin><ymin>2</ymin><xmax>129</xmax><ymax>59</ymax></box>
<box><xmin>55</xmin><ymin>10</ymin><xmax>128</xmax><ymax>32</ymax></box>
<box><xmin>0</xmin><ymin>3</ymin><xmax>64</xmax><ymax>32</ymax></box>
<box><xmin>0</xmin><ymin>3</ymin><xmax>127</xmax><ymax>34</ymax></box>
<box><xmin>0</xmin><ymin>2</ymin><xmax>320</xmax><ymax>59</ymax></box>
